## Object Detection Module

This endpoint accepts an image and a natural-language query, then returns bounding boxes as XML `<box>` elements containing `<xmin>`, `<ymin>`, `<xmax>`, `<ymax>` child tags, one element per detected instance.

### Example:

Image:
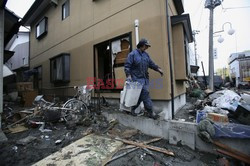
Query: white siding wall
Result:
<box><xmin>9</xmin><ymin>32</ymin><xmax>29</xmax><ymax>51</ymax></box>
<box><xmin>6</xmin><ymin>32</ymin><xmax>29</xmax><ymax>70</ymax></box>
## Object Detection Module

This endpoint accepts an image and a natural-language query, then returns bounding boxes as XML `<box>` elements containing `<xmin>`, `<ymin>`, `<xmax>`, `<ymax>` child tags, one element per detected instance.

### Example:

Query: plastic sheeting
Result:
<box><xmin>202</xmin><ymin>106</ymin><xmax>229</xmax><ymax>115</ymax></box>
<box><xmin>211</xmin><ymin>90</ymin><xmax>241</xmax><ymax>109</ymax></box>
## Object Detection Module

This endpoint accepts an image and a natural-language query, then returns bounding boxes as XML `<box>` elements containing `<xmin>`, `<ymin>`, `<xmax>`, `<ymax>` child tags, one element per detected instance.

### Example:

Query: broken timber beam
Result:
<box><xmin>115</xmin><ymin>138</ymin><xmax>174</xmax><ymax>156</ymax></box>
<box><xmin>213</xmin><ymin>140</ymin><xmax>250</xmax><ymax>161</ymax></box>
<box><xmin>6</xmin><ymin>110</ymin><xmax>41</xmax><ymax>129</ymax></box>
<box><xmin>103</xmin><ymin>137</ymin><xmax>162</xmax><ymax>165</ymax></box>
<box><xmin>217</xmin><ymin>148</ymin><xmax>250</xmax><ymax>164</ymax></box>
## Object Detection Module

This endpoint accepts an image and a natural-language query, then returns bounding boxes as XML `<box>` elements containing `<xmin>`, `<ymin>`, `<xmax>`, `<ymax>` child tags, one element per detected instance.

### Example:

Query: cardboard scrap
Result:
<box><xmin>9</xmin><ymin>124</ymin><xmax>28</xmax><ymax>133</ymax></box>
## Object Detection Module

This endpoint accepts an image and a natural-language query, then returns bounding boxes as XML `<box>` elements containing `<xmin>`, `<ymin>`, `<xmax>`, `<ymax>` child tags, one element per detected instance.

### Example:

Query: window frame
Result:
<box><xmin>50</xmin><ymin>53</ymin><xmax>70</xmax><ymax>84</ymax></box>
<box><xmin>35</xmin><ymin>17</ymin><xmax>48</xmax><ymax>39</ymax></box>
<box><xmin>62</xmin><ymin>0</ymin><xmax>70</xmax><ymax>20</ymax></box>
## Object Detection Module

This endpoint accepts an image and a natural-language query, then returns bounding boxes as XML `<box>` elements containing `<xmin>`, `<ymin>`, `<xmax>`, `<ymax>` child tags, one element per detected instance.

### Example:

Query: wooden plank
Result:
<box><xmin>6</xmin><ymin>110</ymin><xmax>41</xmax><ymax>129</ymax></box>
<box><xmin>213</xmin><ymin>140</ymin><xmax>250</xmax><ymax>160</ymax></box>
<box><xmin>103</xmin><ymin>137</ymin><xmax>162</xmax><ymax>165</ymax></box>
<box><xmin>116</xmin><ymin>138</ymin><xmax>174</xmax><ymax>156</ymax></box>
<box><xmin>217</xmin><ymin>148</ymin><xmax>250</xmax><ymax>164</ymax></box>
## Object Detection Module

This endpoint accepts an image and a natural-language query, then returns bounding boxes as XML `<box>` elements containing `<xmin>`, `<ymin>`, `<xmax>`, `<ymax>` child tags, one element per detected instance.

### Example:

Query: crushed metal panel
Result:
<box><xmin>33</xmin><ymin>134</ymin><xmax>123</xmax><ymax>166</ymax></box>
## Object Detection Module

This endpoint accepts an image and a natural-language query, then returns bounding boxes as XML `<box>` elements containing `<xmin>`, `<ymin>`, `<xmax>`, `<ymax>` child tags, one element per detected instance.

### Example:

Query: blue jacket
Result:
<box><xmin>124</xmin><ymin>49</ymin><xmax>159</xmax><ymax>85</ymax></box>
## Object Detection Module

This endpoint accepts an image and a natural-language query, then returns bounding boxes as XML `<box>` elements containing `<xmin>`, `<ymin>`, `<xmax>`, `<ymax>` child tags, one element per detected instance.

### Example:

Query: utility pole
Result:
<box><xmin>205</xmin><ymin>0</ymin><xmax>221</xmax><ymax>91</ymax></box>
<box><xmin>192</xmin><ymin>30</ymin><xmax>200</xmax><ymax>66</ymax></box>
<box><xmin>0</xmin><ymin>7</ymin><xmax>3</xmax><ymax>130</ymax></box>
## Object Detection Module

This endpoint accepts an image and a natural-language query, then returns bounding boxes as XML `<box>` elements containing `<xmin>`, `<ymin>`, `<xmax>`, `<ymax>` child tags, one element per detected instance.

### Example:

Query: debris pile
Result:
<box><xmin>187</xmin><ymin>88</ymin><xmax>250</xmax><ymax>165</ymax></box>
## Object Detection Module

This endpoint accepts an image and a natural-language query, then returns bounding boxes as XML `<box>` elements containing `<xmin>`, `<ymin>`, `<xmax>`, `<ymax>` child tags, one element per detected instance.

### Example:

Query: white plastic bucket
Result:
<box><xmin>124</xmin><ymin>81</ymin><xmax>142</xmax><ymax>107</ymax></box>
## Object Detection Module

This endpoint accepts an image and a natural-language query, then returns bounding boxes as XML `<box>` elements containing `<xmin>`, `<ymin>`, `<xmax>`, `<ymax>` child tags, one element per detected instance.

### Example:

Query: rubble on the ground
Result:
<box><xmin>1</xmin><ymin>78</ymin><xmax>250</xmax><ymax>165</ymax></box>
<box><xmin>176</xmin><ymin>76</ymin><xmax>250</xmax><ymax>164</ymax></box>
<box><xmin>0</xmin><ymin>94</ymin><xmax>221</xmax><ymax>166</ymax></box>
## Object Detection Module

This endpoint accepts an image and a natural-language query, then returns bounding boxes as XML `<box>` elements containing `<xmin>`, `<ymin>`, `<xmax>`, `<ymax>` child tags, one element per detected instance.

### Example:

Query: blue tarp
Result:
<box><xmin>213</xmin><ymin>123</ymin><xmax>250</xmax><ymax>139</ymax></box>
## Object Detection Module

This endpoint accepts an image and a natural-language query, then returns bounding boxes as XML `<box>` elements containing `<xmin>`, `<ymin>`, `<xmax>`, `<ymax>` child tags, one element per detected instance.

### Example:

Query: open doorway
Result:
<box><xmin>97</xmin><ymin>41</ymin><xmax>112</xmax><ymax>86</ymax></box>
<box><xmin>94</xmin><ymin>33</ymin><xmax>132</xmax><ymax>91</ymax></box>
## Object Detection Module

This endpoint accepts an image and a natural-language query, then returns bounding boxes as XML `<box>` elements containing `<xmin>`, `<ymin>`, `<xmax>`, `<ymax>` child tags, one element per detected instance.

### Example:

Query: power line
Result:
<box><xmin>196</xmin><ymin>5</ymin><xmax>204</xmax><ymax>30</ymax></box>
<box><xmin>192</xmin><ymin>0</ymin><xmax>203</xmax><ymax>16</ymax></box>
<box><xmin>221</xmin><ymin>3</ymin><xmax>250</xmax><ymax>12</ymax></box>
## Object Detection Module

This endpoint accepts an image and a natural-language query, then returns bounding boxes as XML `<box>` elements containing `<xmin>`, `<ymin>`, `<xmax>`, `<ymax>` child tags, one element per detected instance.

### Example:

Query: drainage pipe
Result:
<box><xmin>134</xmin><ymin>19</ymin><xmax>139</xmax><ymax>45</ymax></box>
<box><xmin>165</xmin><ymin>0</ymin><xmax>175</xmax><ymax>119</ymax></box>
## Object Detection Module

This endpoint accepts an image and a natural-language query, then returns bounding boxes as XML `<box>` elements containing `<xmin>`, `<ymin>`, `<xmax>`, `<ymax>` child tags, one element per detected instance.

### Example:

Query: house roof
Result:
<box><xmin>171</xmin><ymin>14</ymin><xmax>193</xmax><ymax>43</ymax></box>
<box><xmin>4</xmin><ymin>50</ymin><xmax>14</xmax><ymax>63</ymax></box>
<box><xmin>4</xmin><ymin>8</ymin><xmax>21</xmax><ymax>47</ymax></box>
<box><xmin>22</xmin><ymin>0</ymin><xmax>57</xmax><ymax>26</ymax></box>
<box><xmin>0</xmin><ymin>0</ymin><xmax>7</xmax><ymax>8</ymax></box>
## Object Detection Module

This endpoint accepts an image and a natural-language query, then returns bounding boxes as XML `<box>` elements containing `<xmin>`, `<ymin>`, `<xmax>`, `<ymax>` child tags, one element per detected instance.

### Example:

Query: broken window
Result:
<box><xmin>50</xmin><ymin>53</ymin><xmax>70</xmax><ymax>83</ymax></box>
<box><xmin>62</xmin><ymin>0</ymin><xmax>70</xmax><ymax>20</ymax></box>
<box><xmin>36</xmin><ymin>17</ymin><xmax>48</xmax><ymax>39</ymax></box>
<box><xmin>94</xmin><ymin>33</ymin><xmax>132</xmax><ymax>91</ymax></box>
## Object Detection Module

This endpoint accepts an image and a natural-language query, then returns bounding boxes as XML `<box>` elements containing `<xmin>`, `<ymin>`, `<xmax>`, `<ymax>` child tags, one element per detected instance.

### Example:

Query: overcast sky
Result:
<box><xmin>6</xmin><ymin>0</ymin><xmax>34</xmax><ymax>17</ymax></box>
<box><xmin>184</xmin><ymin>0</ymin><xmax>250</xmax><ymax>75</ymax></box>
<box><xmin>6</xmin><ymin>0</ymin><xmax>250</xmax><ymax>75</ymax></box>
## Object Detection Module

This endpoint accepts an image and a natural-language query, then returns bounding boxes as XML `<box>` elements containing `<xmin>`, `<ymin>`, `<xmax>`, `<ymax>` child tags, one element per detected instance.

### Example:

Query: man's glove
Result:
<box><xmin>158</xmin><ymin>68</ymin><xmax>164</xmax><ymax>77</ymax></box>
<box><xmin>126</xmin><ymin>75</ymin><xmax>132</xmax><ymax>82</ymax></box>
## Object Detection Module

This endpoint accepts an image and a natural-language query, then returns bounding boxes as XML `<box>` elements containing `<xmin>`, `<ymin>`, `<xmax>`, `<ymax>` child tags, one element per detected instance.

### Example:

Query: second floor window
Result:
<box><xmin>36</xmin><ymin>17</ymin><xmax>48</xmax><ymax>39</ymax></box>
<box><xmin>62</xmin><ymin>0</ymin><xmax>70</xmax><ymax>20</ymax></box>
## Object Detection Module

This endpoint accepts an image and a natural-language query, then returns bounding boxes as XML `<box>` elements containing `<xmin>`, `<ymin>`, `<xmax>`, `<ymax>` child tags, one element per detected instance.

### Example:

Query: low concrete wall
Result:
<box><xmin>106</xmin><ymin>93</ymin><xmax>186</xmax><ymax>120</ymax></box>
<box><xmin>154</xmin><ymin>93</ymin><xmax>186</xmax><ymax>120</ymax></box>
<box><xmin>103</xmin><ymin>111</ymin><xmax>169</xmax><ymax>139</ymax></box>
<box><xmin>103</xmin><ymin>110</ymin><xmax>250</xmax><ymax>155</ymax></box>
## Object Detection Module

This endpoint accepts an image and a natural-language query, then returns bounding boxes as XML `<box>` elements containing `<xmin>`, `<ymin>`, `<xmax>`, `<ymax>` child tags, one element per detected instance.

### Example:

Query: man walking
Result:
<box><xmin>124</xmin><ymin>38</ymin><xmax>163</xmax><ymax>119</ymax></box>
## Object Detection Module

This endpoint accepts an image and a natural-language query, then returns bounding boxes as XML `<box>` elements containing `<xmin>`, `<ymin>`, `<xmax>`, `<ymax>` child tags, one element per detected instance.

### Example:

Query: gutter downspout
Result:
<box><xmin>165</xmin><ymin>0</ymin><xmax>175</xmax><ymax>119</ymax></box>
<box><xmin>134</xmin><ymin>19</ymin><xmax>139</xmax><ymax>45</ymax></box>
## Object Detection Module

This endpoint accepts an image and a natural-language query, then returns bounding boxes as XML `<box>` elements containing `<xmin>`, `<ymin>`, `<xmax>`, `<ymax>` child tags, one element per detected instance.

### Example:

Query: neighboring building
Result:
<box><xmin>216</xmin><ymin>67</ymin><xmax>229</xmax><ymax>80</ymax></box>
<box><xmin>0</xmin><ymin>2</ymin><xmax>22</xmax><ymax>134</ymax></box>
<box><xmin>22</xmin><ymin>0</ymin><xmax>193</xmax><ymax>120</ymax></box>
<box><xmin>5</xmin><ymin>31</ymin><xmax>29</xmax><ymax>82</ymax></box>
<box><xmin>228</xmin><ymin>51</ymin><xmax>250</xmax><ymax>87</ymax></box>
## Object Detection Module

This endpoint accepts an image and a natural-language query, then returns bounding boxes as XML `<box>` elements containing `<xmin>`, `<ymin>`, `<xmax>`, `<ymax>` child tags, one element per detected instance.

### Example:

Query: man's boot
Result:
<box><xmin>131</xmin><ymin>108</ymin><xmax>137</xmax><ymax>116</ymax></box>
<box><xmin>146</xmin><ymin>109</ymin><xmax>159</xmax><ymax>120</ymax></box>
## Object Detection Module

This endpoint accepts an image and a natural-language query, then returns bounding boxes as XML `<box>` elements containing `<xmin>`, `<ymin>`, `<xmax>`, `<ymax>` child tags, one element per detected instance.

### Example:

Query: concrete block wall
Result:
<box><xmin>103</xmin><ymin>111</ymin><xmax>196</xmax><ymax>150</ymax></box>
<box><xmin>103</xmin><ymin>110</ymin><xmax>250</xmax><ymax>155</ymax></box>
<box><xmin>106</xmin><ymin>93</ymin><xmax>186</xmax><ymax>120</ymax></box>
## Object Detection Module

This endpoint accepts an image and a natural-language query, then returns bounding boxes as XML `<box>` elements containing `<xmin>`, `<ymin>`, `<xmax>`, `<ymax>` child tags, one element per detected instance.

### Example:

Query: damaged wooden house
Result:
<box><xmin>22</xmin><ymin>0</ymin><xmax>193</xmax><ymax>120</ymax></box>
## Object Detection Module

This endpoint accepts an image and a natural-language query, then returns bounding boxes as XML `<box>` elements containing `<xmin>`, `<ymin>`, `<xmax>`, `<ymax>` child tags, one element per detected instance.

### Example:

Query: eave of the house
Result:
<box><xmin>22</xmin><ymin>0</ymin><xmax>58</xmax><ymax>26</ymax></box>
<box><xmin>171</xmin><ymin>14</ymin><xmax>193</xmax><ymax>43</ymax></box>
<box><xmin>0</xmin><ymin>0</ymin><xmax>7</xmax><ymax>8</ymax></box>
<box><xmin>4</xmin><ymin>8</ymin><xmax>21</xmax><ymax>47</ymax></box>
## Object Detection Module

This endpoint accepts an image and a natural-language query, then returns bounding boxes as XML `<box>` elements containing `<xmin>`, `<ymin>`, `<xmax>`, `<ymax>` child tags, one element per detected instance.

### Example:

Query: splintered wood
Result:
<box><xmin>116</xmin><ymin>138</ymin><xmax>174</xmax><ymax>156</ymax></box>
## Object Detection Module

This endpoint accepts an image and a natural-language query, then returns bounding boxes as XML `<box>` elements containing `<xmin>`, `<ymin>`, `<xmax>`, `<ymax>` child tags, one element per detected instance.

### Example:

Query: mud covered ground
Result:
<box><xmin>0</xmin><ymin>104</ymin><xmax>220</xmax><ymax>166</ymax></box>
